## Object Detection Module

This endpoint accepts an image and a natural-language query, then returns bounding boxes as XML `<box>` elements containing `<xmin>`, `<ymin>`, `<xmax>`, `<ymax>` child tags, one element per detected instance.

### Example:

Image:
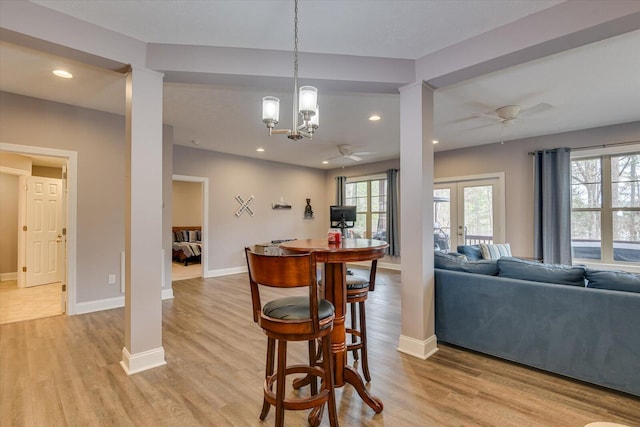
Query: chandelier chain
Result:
<box><xmin>293</xmin><ymin>0</ymin><xmax>299</xmax><ymax>79</ymax></box>
<box><xmin>261</xmin><ymin>0</ymin><xmax>317</xmax><ymax>141</ymax></box>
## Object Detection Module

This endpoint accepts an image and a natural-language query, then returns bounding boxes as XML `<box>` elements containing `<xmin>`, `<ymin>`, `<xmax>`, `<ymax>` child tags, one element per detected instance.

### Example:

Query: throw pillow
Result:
<box><xmin>480</xmin><ymin>243</ymin><xmax>512</xmax><ymax>259</ymax></box>
<box><xmin>434</xmin><ymin>251</ymin><xmax>498</xmax><ymax>275</ymax></box>
<box><xmin>189</xmin><ymin>230</ymin><xmax>198</xmax><ymax>242</ymax></box>
<box><xmin>585</xmin><ymin>269</ymin><xmax>640</xmax><ymax>294</ymax></box>
<box><xmin>497</xmin><ymin>257</ymin><xmax>586</xmax><ymax>287</ymax></box>
<box><xmin>456</xmin><ymin>245</ymin><xmax>483</xmax><ymax>261</ymax></box>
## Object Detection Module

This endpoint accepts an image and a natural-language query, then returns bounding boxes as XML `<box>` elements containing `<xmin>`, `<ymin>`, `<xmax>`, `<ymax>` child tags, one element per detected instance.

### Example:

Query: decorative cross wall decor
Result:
<box><xmin>235</xmin><ymin>194</ymin><xmax>255</xmax><ymax>217</ymax></box>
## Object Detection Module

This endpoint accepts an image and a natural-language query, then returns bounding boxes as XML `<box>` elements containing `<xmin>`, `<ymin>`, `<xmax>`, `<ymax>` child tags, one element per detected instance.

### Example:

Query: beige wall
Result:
<box><xmin>434</xmin><ymin>121</ymin><xmax>640</xmax><ymax>257</ymax></box>
<box><xmin>172</xmin><ymin>180</ymin><xmax>202</xmax><ymax>227</ymax></box>
<box><xmin>173</xmin><ymin>145</ymin><xmax>327</xmax><ymax>270</ymax></box>
<box><xmin>1</xmin><ymin>92</ymin><xmax>126</xmax><ymax>302</ymax></box>
<box><xmin>0</xmin><ymin>173</ymin><xmax>19</xmax><ymax>275</ymax></box>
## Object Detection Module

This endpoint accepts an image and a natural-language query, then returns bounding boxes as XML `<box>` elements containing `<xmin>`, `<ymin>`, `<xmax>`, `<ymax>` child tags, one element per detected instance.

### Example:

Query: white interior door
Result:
<box><xmin>435</xmin><ymin>174</ymin><xmax>505</xmax><ymax>250</ymax></box>
<box><xmin>25</xmin><ymin>176</ymin><xmax>63</xmax><ymax>287</ymax></box>
<box><xmin>60</xmin><ymin>165</ymin><xmax>68</xmax><ymax>312</ymax></box>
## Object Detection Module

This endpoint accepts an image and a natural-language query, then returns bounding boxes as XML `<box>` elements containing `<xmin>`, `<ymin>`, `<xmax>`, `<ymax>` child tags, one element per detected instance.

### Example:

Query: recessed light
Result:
<box><xmin>322</xmin><ymin>160</ymin><xmax>329</xmax><ymax>164</ymax></box>
<box><xmin>368</xmin><ymin>115</ymin><xmax>381</xmax><ymax>121</ymax></box>
<box><xmin>52</xmin><ymin>69</ymin><xmax>73</xmax><ymax>79</ymax></box>
<box><xmin>256</xmin><ymin>147</ymin><xmax>265</xmax><ymax>152</ymax></box>
<box><xmin>432</xmin><ymin>140</ymin><xmax>439</xmax><ymax>144</ymax></box>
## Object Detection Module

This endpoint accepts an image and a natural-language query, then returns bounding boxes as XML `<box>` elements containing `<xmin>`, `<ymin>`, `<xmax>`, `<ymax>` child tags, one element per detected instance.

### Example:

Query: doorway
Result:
<box><xmin>171</xmin><ymin>175</ymin><xmax>208</xmax><ymax>281</ymax></box>
<box><xmin>434</xmin><ymin>173</ymin><xmax>506</xmax><ymax>251</ymax></box>
<box><xmin>0</xmin><ymin>143</ymin><xmax>78</xmax><ymax>321</ymax></box>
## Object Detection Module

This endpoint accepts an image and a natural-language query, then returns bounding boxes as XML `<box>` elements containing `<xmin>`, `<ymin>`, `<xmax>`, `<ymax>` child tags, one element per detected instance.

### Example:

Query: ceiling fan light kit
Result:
<box><xmin>262</xmin><ymin>0</ymin><xmax>318</xmax><ymax>141</ymax></box>
<box><xmin>496</xmin><ymin>105</ymin><xmax>521</xmax><ymax>125</ymax></box>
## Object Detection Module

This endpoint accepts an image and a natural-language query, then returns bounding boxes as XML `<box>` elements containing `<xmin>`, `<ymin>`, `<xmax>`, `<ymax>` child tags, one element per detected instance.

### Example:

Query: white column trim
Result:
<box><xmin>120</xmin><ymin>346</ymin><xmax>167</xmax><ymax>375</ymax></box>
<box><xmin>397</xmin><ymin>334</ymin><xmax>438</xmax><ymax>360</ymax></box>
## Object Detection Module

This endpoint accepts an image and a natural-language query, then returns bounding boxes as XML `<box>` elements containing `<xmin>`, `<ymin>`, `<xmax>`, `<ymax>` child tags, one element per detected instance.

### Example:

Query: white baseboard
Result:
<box><xmin>378</xmin><ymin>261</ymin><xmax>401</xmax><ymax>271</ymax></box>
<box><xmin>120</xmin><ymin>346</ymin><xmax>166</xmax><ymax>375</ymax></box>
<box><xmin>205</xmin><ymin>266</ymin><xmax>247</xmax><ymax>278</ymax></box>
<box><xmin>162</xmin><ymin>287</ymin><xmax>174</xmax><ymax>299</ymax></box>
<box><xmin>75</xmin><ymin>295</ymin><xmax>125</xmax><ymax>314</ymax></box>
<box><xmin>397</xmin><ymin>334</ymin><xmax>438</xmax><ymax>360</ymax></box>
<box><xmin>0</xmin><ymin>272</ymin><xmax>18</xmax><ymax>281</ymax></box>
<box><xmin>75</xmin><ymin>289</ymin><xmax>175</xmax><ymax>315</ymax></box>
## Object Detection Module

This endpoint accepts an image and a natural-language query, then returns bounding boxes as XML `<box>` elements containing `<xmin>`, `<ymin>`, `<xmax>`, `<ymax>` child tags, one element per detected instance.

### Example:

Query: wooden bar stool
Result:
<box><xmin>245</xmin><ymin>248</ymin><xmax>338</xmax><ymax>427</ymax></box>
<box><xmin>345</xmin><ymin>259</ymin><xmax>378</xmax><ymax>382</ymax></box>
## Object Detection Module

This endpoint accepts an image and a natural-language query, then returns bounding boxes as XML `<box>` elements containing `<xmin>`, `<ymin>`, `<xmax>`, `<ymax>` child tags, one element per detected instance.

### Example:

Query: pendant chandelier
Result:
<box><xmin>261</xmin><ymin>0</ymin><xmax>318</xmax><ymax>141</ymax></box>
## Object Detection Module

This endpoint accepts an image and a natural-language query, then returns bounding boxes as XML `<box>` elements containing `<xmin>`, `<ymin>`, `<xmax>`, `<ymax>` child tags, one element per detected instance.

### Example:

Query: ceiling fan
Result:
<box><xmin>326</xmin><ymin>144</ymin><xmax>373</xmax><ymax>162</ymax></box>
<box><xmin>475</xmin><ymin>102</ymin><xmax>552</xmax><ymax>127</ymax></box>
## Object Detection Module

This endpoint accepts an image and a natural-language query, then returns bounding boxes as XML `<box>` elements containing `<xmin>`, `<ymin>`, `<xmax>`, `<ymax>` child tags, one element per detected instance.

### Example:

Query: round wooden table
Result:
<box><xmin>280</xmin><ymin>238</ymin><xmax>388</xmax><ymax>414</ymax></box>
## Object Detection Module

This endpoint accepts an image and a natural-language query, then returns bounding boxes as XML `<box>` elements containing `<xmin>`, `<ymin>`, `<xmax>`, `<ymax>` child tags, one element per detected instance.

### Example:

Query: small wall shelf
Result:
<box><xmin>272</xmin><ymin>203</ymin><xmax>292</xmax><ymax>209</ymax></box>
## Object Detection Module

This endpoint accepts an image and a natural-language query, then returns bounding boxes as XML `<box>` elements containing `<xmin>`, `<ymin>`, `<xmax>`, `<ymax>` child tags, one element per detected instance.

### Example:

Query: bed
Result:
<box><xmin>172</xmin><ymin>226</ymin><xmax>202</xmax><ymax>266</ymax></box>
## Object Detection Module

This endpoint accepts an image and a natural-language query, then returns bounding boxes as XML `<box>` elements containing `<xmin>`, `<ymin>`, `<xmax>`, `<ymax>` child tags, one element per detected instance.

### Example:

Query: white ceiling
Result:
<box><xmin>31</xmin><ymin>0</ymin><xmax>563</xmax><ymax>60</ymax></box>
<box><xmin>2</xmin><ymin>1</ymin><xmax>639</xmax><ymax>169</ymax></box>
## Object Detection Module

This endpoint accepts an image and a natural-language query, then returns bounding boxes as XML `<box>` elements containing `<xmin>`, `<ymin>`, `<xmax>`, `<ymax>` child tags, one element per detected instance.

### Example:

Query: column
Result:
<box><xmin>120</xmin><ymin>66</ymin><xmax>166</xmax><ymax>374</ymax></box>
<box><xmin>397</xmin><ymin>82</ymin><xmax>437</xmax><ymax>359</ymax></box>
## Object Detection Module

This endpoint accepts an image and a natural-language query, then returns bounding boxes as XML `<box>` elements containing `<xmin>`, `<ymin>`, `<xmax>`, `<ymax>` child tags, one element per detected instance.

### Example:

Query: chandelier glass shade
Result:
<box><xmin>261</xmin><ymin>0</ymin><xmax>318</xmax><ymax>141</ymax></box>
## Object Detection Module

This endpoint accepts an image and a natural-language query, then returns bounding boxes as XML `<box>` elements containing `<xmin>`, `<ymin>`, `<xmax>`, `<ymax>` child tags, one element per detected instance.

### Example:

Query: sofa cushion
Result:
<box><xmin>457</xmin><ymin>245</ymin><xmax>482</xmax><ymax>261</ymax></box>
<box><xmin>480</xmin><ymin>243</ymin><xmax>512</xmax><ymax>259</ymax></box>
<box><xmin>586</xmin><ymin>269</ymin><xmax>640</xmax><ymax>293</ymax></box>
<box><xmin>435</xmin><ymin>251</ymin><xmax>498</xmax><ymax>275</ymax></box>
<box><xmin>497</xmin><ymin>257</ymin><xmax>586</xmax><ymax>286</ymax></box>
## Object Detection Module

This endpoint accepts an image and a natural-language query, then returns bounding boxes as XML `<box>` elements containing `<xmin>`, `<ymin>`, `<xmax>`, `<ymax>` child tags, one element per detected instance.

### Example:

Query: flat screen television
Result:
<box><xmin>330</xmin><ymin>205</ymin><xmax>356</xmax><ymax>229</ymax></box>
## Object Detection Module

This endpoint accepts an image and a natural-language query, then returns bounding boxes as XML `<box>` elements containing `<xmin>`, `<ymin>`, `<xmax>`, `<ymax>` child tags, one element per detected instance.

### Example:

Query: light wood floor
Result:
<box><xmin>0</xmin><ymin>280</ymin><xmax>63</xmax><ymax>325</ymax></box>
<box><xmin>171</xmin><ymin>261</ymin><xmax>202</xmax><ymax>281</ymax></box>
<box><xmin>1</xmin><ymin>268</ymin><xmax>638</xmax><ymax>426</ymax></box>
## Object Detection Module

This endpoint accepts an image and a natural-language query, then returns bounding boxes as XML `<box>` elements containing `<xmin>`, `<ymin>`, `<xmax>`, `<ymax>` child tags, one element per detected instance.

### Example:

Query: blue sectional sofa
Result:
<box><xmin>434</xmin><ymin>253</ymin><xmax>640</xmax><ymax>397</ymax></box>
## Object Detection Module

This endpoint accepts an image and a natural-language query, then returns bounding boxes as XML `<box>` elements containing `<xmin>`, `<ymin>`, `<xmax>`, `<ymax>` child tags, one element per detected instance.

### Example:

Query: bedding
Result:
<box><xmin>172</xmin><ymin>227</ymin><xmax>202</xmax><ymax>265</ymax></box>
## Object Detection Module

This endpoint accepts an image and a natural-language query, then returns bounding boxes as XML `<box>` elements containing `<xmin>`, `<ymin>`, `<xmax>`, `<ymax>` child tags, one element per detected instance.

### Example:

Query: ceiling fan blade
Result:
<box><xmin>352</xmin><ymin>151</ymin><xmax>374</xmax><ymax>156</ymax></box>
<box><xmin>346</xmin><ymin>155</ymin><xmax>362</xmax><ymax>161</ymax></box>
<box><xmin>465</xmin><ymin>122</ymin><xmax>496</xmax><ymax>131</ymax></box>
<box><xmin>520</xmin><ymin>102</ymin><xmax>552</xmax><ymax>117</ymax></box>
<box><xmin>474</xmin><ymin>112</ymin><xmax>501</xmax><ymax>121</ymax></box>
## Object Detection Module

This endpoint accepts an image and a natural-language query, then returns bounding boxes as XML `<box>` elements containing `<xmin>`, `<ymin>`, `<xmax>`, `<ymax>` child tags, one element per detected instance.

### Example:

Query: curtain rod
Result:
<box><xmin>528</xmin><ymin>140</ymin><xmax>640</xmax><ymax>155</ymax></box>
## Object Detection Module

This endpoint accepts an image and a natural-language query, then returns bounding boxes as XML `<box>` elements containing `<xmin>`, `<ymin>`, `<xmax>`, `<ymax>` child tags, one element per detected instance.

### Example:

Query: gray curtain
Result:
<box><xmin>386</xmin><ymin>169</ymin><xmax>400</xmax><ymax>256</ymax></box>
<box><xmin>335</xmin><ymin>176</ymin><xmax>346</xmax><ymax>205</ymax></box>
<box><xmin>534</xmin><ymin>148</ymin><xmax>572</xmax><ymax>264</ymax></box>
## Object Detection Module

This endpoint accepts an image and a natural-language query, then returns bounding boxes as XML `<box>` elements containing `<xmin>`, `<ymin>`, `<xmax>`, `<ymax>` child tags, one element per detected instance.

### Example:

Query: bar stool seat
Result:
<box><xmin>245</xmin><ymin>248</ymin><xmax>338</xmax><ymax>427</ymax></box>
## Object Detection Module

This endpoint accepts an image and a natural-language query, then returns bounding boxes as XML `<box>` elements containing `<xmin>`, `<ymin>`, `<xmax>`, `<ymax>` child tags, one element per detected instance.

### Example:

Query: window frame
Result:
<box><xmin>345</xmin><ymin>173</ymin><xmax>387</xmax><ymax>239</ymax></box>
<box><xmin>570</xmin><ymin>144</ymin><xmax>640</xmax><ymax>272</ymax></box>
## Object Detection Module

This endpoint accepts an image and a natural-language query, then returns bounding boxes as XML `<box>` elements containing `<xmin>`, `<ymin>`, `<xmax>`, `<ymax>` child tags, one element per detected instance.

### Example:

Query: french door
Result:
<box><xmin>434</xmin><ymin>174</ymin><xmax>505</xmax><ymax>251</ymax></box>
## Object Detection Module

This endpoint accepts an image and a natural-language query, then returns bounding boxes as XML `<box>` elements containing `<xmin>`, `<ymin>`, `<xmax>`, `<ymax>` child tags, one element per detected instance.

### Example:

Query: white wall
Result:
<box><xmin>173</xmin><ymin>145</ymin><xmax>327</xmax><ymax>272</ymax></box>
<box><xmin>434</xmin><ymin>121</ymin><xmax>640</xmax><ymax>257</ymax></box>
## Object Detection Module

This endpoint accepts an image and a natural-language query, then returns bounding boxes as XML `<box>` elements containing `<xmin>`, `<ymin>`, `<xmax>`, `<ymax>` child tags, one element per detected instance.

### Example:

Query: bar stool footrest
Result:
<box><xmin>264</xmin><ymin>364</ymin><xmax>331</xmax><ymax>411</ymax></box>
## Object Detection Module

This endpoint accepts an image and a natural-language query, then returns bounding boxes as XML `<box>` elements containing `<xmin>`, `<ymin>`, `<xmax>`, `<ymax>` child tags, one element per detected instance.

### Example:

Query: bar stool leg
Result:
<box><xmin>322</xmin><ymin>334</ymin><xmax>338</xmax><ymax>426</ymax></box>
<box><xmin>350</xmin><ymin>303</ymin><xmax>359</xmax><ymax>361</ymax></box>
<box><xmin>359</xmin><ymin>300</ymin><xmax>371</xmax><ymax>382</ymax></box>
<box><xmin>260</xmin><ymin>337</ymin><xmax>275</xmax><ymax>420</ymax></box>
<box><xmin>276</xmin><ymin>340</ymin><xmax>287</xmax><ymax>427</ymax></box>
<box><xmin>308</xmin><ymin>339</ymin><xmax>318</xmax><ymax>395</ymax></box>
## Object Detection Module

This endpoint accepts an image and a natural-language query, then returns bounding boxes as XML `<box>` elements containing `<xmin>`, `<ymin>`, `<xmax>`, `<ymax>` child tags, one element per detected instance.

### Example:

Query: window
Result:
<box><xmin>345</xmin><ymin>175</ymin><xmax>387</xmax><ymax>239</ymax></box>
<box><xmin>571</xmin><ymin>150</ymin><xmax>640</xmax><ymax>266</ymax></box>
